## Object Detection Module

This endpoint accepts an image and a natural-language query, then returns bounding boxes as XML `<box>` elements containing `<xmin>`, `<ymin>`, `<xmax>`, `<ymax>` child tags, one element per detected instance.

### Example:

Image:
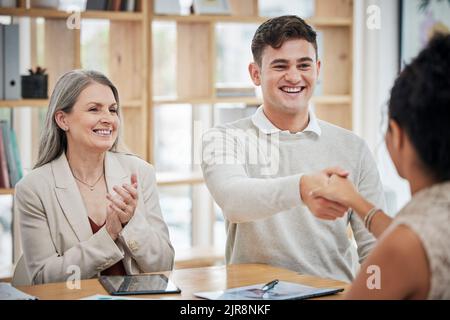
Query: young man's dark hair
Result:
<box><xmin>388</xmin><ymin>33</ymin><xmax>450</xmax><ymax>181</ymax></box>
<box><xmin>251</xmin><ymin>15</ymin><xmax>318</xmax><ymax>66</ymax></box>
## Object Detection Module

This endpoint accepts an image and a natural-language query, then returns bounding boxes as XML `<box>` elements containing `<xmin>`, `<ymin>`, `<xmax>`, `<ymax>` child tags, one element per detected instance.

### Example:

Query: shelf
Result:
<box><xmin>0</xmin><ymin>8</ymin><xmax>143</xmax><ymax>21</ymax></box>
<box><xmin>0</xmin><ymin>189</ymin><xmax>14</xmax><ymax>195</ymax></box>
<box><xmin>153</xmin><ymin>95</ymin><xmax>351</xmax><ymax>105</ymax></box>
<box><xmin>0</xmin><ymin>99</ymin><xmax>49</xmax><ymax>108</ymax></box>
<box><xmin>156</xmin><ymin>172</ymin><xmax>204</xmax><ymax>187</ymax></box>
<box><xmin>0</xmin><ymin>99</ymin><xmax>142</xmax><ymax>108</ymax></box>
<box><xmin>153</xmin><ymin>14</ymin><xmax>266</xmax><ymax>24</ymax></box>
<box><xmin>153</xmin><ymin>14</ymin><xmax>351</xmax><ymax>27</ymax></box>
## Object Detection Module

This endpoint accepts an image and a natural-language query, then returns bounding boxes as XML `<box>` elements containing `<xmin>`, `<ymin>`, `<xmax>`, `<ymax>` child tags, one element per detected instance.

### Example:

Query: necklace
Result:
<box><xmin>73</xmin><ymin>172</ymin><xmax>104</xmax><ymax>191</ymax></box>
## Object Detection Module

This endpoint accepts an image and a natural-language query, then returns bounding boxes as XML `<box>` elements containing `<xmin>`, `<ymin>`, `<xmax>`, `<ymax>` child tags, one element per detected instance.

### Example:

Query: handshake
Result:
<box><xmin>300</xmin><ymin>167</ymin><xmax>361</xmax><ymax>221</ymax></box>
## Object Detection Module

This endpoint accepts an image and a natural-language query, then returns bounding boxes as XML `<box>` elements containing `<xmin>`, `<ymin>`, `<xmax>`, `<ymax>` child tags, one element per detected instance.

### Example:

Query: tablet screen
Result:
<box><xmin>99</xmin><ymin>274</ymin><xmax>181</xmax><ymax>295</ymax></box>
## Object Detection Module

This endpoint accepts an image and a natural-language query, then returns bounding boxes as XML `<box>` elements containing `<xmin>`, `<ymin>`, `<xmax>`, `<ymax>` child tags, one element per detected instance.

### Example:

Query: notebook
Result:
<box><xmin>194</xmin><ymin>281</ymin><xmax>344</xmax><ymax>300</ymax></box>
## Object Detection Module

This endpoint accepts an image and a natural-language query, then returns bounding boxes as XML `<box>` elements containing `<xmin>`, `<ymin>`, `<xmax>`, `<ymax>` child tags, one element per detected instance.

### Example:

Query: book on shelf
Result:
<box><xmin>85</xmin><ymin>0</ymin><xmax>108</xmax><ymax>11</ymax></box>
<box><xmin>86</xmin><ymin>0</ymin><xmax>136</xmax><ymax>12</ymax></box>
<box><xmin>0</xmin><ymin>125</ymin><xmax>10</xmax><ymax>188</ymax></box>
<box><xmin>0</xmin><ymin>120</ymin><xmax>23</xmax><ymax>188</ymax></box>
<box><xmin>107</xmin><ymin>0</ymin><xmax>121</xmax><ymax>11</ymax></box>
<box><xmin>121</xmin><ymin>0</ymin><xmax>136</xmax><ymax>12</ymax></box>
<box><xmin>10</xmin><ymin>128</ymin><xmax>23</xmax><ymax>181</ymax></box>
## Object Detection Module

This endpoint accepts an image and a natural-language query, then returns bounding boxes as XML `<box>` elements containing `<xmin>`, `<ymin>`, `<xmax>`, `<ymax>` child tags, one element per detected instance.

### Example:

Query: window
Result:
<box><xmin>159</xmin><ymin>185</ymin><xmax>192</xmax><ymax>249</ymax></box>
<box><xmin>215</xmin><ymin>23</ymin><xmax>258</xmax><ymax>88</ymax></box>
<box><xmin>259</xmin><ymin>0</ymin><xmax>315</xmax><ymax>18</ymax></box>
<box><xmin>152</xmin><ymin>21</ymin><xmax>177</xmax><ymax>99</ymax></box>
<box><xmin>81</xmin><ymin>20</ymin><xmax>110</xmax><ymax>75</ymax></box>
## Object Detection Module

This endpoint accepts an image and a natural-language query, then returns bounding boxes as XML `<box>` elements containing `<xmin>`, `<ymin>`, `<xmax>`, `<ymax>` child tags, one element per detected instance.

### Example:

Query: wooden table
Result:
<box><xmin>16</xmin><ymin>264</ymin><xmax>350</xmax><ymax>300</ymax></box>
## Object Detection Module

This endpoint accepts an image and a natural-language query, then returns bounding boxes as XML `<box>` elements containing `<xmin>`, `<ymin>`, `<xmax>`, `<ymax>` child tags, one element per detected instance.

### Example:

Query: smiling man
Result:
<box><xmin>201</xmin><ymin>16</ymin><xmax>386</xmax><ymax>282</ymax></box>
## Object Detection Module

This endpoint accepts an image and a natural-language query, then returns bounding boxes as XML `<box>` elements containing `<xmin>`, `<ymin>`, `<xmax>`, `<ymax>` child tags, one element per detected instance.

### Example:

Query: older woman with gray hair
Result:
<box><xmin>13</xmin><ymin>70</ymin><xmax>174</xmax><ymax>285</ymax></box>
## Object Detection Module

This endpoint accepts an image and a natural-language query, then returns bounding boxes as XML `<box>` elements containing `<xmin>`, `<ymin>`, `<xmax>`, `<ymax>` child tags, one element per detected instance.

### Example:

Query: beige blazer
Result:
<box><xmin>14</xmin><ymin>151</ymin><xmax>174</xmax><ymax>285</ymax></box>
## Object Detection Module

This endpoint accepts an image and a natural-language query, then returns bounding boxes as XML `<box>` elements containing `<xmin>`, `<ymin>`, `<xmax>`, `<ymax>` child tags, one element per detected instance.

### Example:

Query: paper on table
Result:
<box><xmin>0</xmin><ymin>283</ymin><xmax>38</xmax><ymax>300</ymax></box>
<box><xmin>194</xmin><ymin>281</ymin><xmax>344</xmax><ymax>300</ymax></box>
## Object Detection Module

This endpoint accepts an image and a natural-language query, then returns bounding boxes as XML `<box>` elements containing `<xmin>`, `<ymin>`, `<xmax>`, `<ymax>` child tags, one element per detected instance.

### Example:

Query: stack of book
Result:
<box><xmin>85</xmin><ymin>0</ymin><xmax>137</xmax><ymax>12</ymax></box>
<box><xmin>0</xmin><ymin>120</ymin><xmax>23</xmax><ymax>188</ymax></box>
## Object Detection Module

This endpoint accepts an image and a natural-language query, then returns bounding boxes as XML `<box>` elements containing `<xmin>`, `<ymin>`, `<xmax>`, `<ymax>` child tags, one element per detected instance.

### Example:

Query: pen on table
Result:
<box><xmin>262</xmin><ymin>279</ymin><xmax>279</xmax><ymax>292</ymax></box>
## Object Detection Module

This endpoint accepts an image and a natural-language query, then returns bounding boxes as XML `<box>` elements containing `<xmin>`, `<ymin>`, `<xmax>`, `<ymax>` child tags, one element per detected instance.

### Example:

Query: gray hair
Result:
<box><xmin>34</xmin><ymin>70</ymin><xmax>122</xmax><ymax>168</ymax></box>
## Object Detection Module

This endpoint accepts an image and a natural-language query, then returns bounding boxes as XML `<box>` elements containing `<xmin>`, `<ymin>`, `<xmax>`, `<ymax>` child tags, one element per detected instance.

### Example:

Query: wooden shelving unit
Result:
<box><xmin>1</xmin><ymin>0</ymin><xmax>354</xmax><ymax>269</ymax></box>
<box><xmin>0</xmin><ymin>0</ymin><xmax>354</xmax><ymax>166</ymax></box>
<box><xmin>152</xmin><ymin>0</ymin><xmax>354</xmax><ymax>131</ymax></box>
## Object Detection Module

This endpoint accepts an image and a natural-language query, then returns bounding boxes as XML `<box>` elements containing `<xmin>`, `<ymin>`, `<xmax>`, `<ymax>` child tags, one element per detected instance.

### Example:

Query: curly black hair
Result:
<box><xmin>389</xmin><ymin>33</ymin><xmax>450</xmax><ymax>181</ymax></box>
<box><xmin>251</xmin><ymin>15</ymin><xmax>317</xmax><ymax>66</ymax></box>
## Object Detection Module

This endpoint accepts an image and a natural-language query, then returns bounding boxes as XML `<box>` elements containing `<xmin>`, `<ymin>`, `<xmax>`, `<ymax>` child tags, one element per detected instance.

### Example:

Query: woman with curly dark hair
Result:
<box><xmin>311</xmin><ymin>34</ymin><xmax>450</xmax><ymax>299</ymax></box>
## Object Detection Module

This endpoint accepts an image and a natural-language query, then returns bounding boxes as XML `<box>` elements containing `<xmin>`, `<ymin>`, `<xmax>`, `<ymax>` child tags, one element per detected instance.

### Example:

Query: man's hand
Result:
<box><xmin>310</xmin><ymin>174</ymin><xmax>360</xmax><ymax>208</ymax></box>
<box><xmin>300</xmin><ymin>167</ymin><xmax>350</xmax><ymax>220</ymax></box>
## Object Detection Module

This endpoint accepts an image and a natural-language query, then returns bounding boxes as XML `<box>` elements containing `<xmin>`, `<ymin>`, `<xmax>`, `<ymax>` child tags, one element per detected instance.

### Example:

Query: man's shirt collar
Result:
<box><xmin>251</xmin><ymin>105</ymin><xmax>322</xmax><ymax>136</ymax></box>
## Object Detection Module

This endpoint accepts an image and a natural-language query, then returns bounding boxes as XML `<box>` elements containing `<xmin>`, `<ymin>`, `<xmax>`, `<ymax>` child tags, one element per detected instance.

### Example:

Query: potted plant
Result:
<box><xmin>21</xmin><ymin>67</ymin><xmax>48</xmax><ymax>99</ymax></box>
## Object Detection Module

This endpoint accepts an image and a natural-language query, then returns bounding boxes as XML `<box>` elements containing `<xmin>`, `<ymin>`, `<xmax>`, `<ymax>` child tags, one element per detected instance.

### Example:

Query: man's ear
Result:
<box><xmin>55</xmin><ymin>110</ymin><xmax>69</xmax><ymax>131</ymax></box>
<box><xmin>248</xmin><ymin>62</ymin><xmax>261</xmax><ymax>86</ymax></box>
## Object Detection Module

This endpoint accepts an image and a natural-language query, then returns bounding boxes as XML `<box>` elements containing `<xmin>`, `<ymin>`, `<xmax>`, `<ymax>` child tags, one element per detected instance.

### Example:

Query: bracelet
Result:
<box><xmin>364</xmin><ymin>207</ymin><xmax>380</xmax><ymax>231</ymax></box>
